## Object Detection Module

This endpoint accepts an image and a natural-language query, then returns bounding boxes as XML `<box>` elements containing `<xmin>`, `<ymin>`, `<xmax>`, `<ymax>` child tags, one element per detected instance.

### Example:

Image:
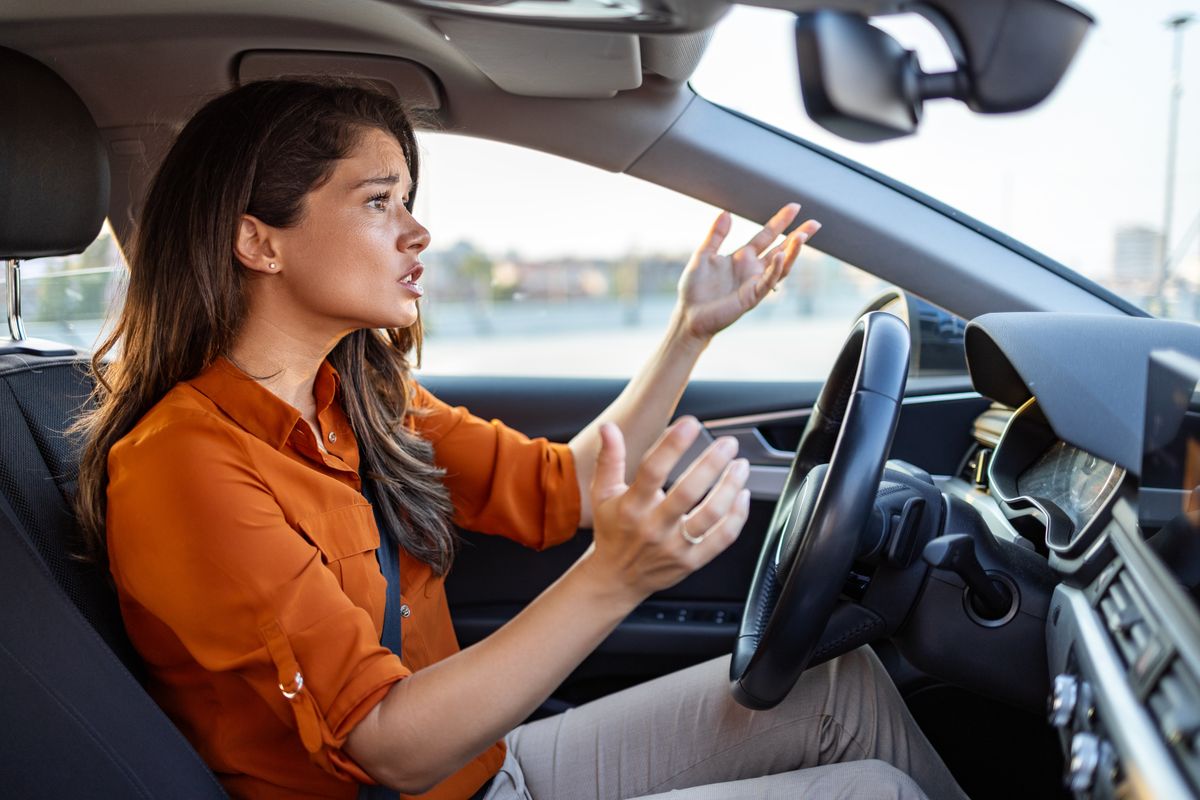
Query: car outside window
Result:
<box><xmin>414</xmin><ymin>133</ymin><xmax>961</xmax><ymax>381</ymax></box>
<box><xmin>11</xmin><ymin>145</ymin><xmax>967</xmax><ymax>382</ymax></box>
<box><xmin>17</xmin><ymin>220</ymin><xmax>125</xmax><ymax>352</ymax></box>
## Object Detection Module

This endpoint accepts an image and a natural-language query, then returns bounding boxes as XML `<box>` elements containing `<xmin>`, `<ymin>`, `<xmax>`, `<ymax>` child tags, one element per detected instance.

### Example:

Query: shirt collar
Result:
<box><xmin>188</xmin><ymin>357</ymin><xmax>343</xmax><ymax>450</ymax></box>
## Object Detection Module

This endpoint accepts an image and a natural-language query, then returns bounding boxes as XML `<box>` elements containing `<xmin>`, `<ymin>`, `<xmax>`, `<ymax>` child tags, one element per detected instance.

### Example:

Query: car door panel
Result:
<box><xmin>428</xmin><ymin>374</ymin><xmax>986</xmax><ymax>700</ymax></box>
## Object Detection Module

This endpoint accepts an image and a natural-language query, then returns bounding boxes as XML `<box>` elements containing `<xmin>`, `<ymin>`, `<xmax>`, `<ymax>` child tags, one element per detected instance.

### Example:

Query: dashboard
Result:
<box><xmin>948</xmin><ymin>314</ymin><xmax>1200</xmax><ymax>799</ymax></box>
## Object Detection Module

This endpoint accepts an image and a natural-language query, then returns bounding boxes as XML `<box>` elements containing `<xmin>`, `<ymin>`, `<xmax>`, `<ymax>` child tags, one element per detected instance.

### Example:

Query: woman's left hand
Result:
<box><xmin>674</xmin><ymin>204</ymin><xmax>821</xmax><ymax>343</ymax></box>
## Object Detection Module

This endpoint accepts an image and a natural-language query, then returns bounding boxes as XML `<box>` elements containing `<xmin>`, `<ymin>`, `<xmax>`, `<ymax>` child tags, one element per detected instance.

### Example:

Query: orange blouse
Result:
<box><xmin>106</xmin><ymin>357</ymin><xmax>580</xmax><ymax>799</ymax></box>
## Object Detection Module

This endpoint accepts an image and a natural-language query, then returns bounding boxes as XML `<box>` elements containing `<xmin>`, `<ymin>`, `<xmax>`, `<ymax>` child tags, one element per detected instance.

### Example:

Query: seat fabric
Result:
<box><xmin>0</xmin><ymin>354</ymin><xmax>141</xmax><ymax>673</ymax></box>
<box><xmin>0</xmin><ymin>353</ymin><xmax>228</xmax><ymax>797</ymax></box>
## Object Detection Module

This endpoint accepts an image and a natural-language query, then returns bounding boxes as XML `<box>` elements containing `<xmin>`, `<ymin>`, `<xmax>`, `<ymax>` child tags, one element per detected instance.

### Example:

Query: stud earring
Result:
<box><xmin>268</xmin><ymin>263</ymin><xmax>278</xmax><ymax>270</ymax></box>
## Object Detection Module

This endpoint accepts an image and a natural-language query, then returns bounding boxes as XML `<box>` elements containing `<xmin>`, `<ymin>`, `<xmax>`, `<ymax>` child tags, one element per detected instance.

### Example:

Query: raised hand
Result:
<box><xmin>675</xmin><ymin>204</ymin><xmax>821</xmax><ymax>342</ymax></box>
<box><xmin>585</xmin><ymin>417</ymin><xmax>751</xmax><ymax>602</ymax></box>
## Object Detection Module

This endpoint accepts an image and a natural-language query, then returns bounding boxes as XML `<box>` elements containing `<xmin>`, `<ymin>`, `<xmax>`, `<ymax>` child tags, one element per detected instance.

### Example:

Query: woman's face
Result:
<box><xmin>270</xmin><ymin>127</ymin><xmax>429</xmax><ymax>334</ymax></box>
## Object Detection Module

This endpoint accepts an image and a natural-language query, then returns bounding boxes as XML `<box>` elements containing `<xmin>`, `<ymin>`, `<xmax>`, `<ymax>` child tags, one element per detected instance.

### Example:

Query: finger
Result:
<box><xmin>699</xmin><ymin>210</ymin><xmax>732</xmax><ymax>255</ymax></box>
<box><xmin>686</xmin><ymin>488</ymin><xmax>752</xmax><ymax>565</ymax></box>
<box><xmin>754</xmin><ymin>250</ymin><xmax>786</xmax><ymax>295</ymax></box>
<box><xmin>591</xmin><ymin>423</ymin><xmax>628</xmax><ymax>504</ymax></box>
<box><xmin>777</xmin><ymin>236</ymin><xmax>796</xmax><ymax>277</ymax></box>
<box><xmin>682</xmin><ymin>458</ymin><xmax>749</xmax><ymax>533</ymax></box>
<box><xmin>627</xmin><ymin>416</ymin><xmax>703</xmax><ymax>506</ymax></box>
<box><xmin>761</xmin><ymin>217</ymin><xmax>819</xmax><ymax>264</ymax></box>
<box><xmin>761</xmin><ymin>223</ymin><xmax>815</xmax><ymax>290</ymax></box>
<box><xmin>738</xmin><ymin>203</ymin><xmax>800</xmax><ymax>258</ymax></box>
<box><xmin>797</xmin><ymin>218</ymin><xmax>822</xmax><ymax>240</ymax></box>
<box><xmin>758</xmin><ymin>236</ymin><xmax>789</xmax><ymax>266</ymax></box>
<box><xmin>760</xmin><ymin>230</ymin><xmax>796</xmax><ymax>265</ymax></box>
<box><xmin>777</xmin><ymin>237</ymin><xmax>801</xmax><ymax>281</ymax></box>
<box><xmin>655</xmin><ymin>435</ymin><xmax>739</xmax><ymax>520</ymax></box>
<box><xmin>760</xmin><ymin>244</ymin><xmax>795</xmax><ymax>293</ymax></box>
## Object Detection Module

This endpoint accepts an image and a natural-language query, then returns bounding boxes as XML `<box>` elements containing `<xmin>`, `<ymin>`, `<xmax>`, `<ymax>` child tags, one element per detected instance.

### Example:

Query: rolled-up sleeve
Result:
<box><xmin>410</xmin><ymin>384</ymin><xmax>581</xmax><ymax>549</ymax></box>
<box><xmin>106</xmin><ymin>414</ymin><xmax>410</xmax><ymax>781</ymax></box>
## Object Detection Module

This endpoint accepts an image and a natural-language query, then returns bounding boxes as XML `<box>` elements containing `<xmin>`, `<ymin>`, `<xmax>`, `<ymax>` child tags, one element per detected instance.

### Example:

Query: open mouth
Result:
<box><xmin>399</xmin><ymin>264</ymin><xmax>424</xmax><ymax>296</ymax></box>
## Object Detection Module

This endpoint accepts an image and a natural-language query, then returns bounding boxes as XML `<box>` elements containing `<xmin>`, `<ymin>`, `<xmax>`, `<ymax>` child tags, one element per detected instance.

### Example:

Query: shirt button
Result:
<box><xmin>327</xmin><ymin>431</ymin><xmax>337</xmax><ymax>443</ymax></box>
<box><xmin>399</xmin><ymin>604</ymin><xmax>411</xmax><ymax>618</ymax></box>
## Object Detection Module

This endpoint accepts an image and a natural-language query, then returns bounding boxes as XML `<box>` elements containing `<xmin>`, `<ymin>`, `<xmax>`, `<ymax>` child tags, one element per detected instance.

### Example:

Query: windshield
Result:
<box><xmin>692</xmin><ymin>1</ymin><xmax>1200</xmax><ymax>321</ymax></box>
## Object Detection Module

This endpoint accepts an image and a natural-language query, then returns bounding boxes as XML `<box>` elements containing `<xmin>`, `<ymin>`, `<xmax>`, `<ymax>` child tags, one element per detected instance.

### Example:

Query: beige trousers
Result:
<box><xmin>489</xmin><ymin>647</ymin><xmax>969</xmax><ymax>800</ymax></box>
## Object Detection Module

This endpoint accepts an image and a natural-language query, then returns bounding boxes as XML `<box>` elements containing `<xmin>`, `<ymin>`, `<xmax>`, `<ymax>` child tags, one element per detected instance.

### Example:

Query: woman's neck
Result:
<box><xmin>227</xmin><ymin>315</ymin><xmax>341</xmax><ymax>422</ymax></box>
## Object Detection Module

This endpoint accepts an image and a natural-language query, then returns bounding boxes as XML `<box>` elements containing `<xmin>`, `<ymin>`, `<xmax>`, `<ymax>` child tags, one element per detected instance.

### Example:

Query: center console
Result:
<box><xmin>1045</xmin><ymin>350</ymin><xmax>1200</xmax><ymax>799</ymax></box>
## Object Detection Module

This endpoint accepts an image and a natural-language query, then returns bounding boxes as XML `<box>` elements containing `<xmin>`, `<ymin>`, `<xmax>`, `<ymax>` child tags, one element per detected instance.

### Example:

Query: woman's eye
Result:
<box><xmin>367</xmin><ymin>193</ymin><xmax>390</xmax><ymax>210</ymax></box>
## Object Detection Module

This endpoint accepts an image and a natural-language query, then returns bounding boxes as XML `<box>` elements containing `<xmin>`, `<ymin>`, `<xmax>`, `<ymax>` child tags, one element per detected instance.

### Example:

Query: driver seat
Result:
<box><xmin>0</xmin><ymin>45</ymin><xmax>227</xmax><ymax>797</ymax></box>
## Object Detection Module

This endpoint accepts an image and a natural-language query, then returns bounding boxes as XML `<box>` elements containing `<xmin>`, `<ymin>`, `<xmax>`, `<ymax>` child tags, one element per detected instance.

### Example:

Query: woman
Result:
<box><xmin>75</xmin><ymin>80</ymin><xmax>965</xmax><ymax>800</ymax></box>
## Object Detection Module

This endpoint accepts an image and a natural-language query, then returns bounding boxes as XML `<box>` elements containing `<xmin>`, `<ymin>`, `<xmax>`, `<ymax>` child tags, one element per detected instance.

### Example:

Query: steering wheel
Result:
<box><xmin>730</xmin><ymin>311</ymin><xmax>910</xmax><ymax>709</ymax></box>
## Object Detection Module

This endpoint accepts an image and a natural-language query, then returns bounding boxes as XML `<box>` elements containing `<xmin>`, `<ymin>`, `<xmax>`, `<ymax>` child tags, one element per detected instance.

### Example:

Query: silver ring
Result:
<box><xmin>679</xmin><ymin>518</ymin><xmax>706</xmax><ymax>545</ymax></box>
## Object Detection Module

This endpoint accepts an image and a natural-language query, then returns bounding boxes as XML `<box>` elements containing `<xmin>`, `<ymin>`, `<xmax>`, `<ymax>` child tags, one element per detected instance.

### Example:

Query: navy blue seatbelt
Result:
<box><xmin>357</xmin><ymin>475</ymin><xmax>494</xmax><ymax>800</ymax></box>
<box><xmin>359</xmin><ymin>473</ymin><xmax>401</xmax><ymax>800</ymax></box>
<box><xmin>362</xmin><ymin>475</ymin><xmax>402</xmax><ymax>657</ymax></box>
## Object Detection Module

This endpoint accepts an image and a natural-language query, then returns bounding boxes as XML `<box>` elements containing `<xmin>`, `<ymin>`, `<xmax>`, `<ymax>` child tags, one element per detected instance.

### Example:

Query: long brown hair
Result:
<box><xmin>73</xmin><ymin>79</ymin><xmax>458</xmax><ymax>574</ymax></box>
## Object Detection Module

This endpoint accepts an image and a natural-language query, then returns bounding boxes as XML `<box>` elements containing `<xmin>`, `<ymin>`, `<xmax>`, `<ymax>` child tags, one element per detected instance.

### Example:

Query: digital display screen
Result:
<box><xmin>1141</xmin><ymin>350</ymin><xmax>1200</xmax><ymax>528</ymax></box>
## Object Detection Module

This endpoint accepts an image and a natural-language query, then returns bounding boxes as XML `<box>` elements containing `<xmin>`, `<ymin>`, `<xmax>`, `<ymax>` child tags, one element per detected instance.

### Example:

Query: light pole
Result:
<box><xmin>1155</xmin><ymin>13</ymin><xmax>1196</xmax><ymax>314</ymax></box>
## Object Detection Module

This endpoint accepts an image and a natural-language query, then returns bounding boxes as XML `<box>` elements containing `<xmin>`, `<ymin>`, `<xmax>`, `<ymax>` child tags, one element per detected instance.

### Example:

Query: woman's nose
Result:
<box><xmin>402</xmin><ymin>217</ymin><xmax>431</xmax><ymax>254</ymax></box>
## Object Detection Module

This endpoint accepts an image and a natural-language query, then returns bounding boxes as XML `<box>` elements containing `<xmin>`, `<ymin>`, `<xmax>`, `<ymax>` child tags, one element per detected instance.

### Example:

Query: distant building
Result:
<box><xmin>1113</xmin><ymin>225</ymin><xmax>1162</xmax><ymax>283</ymax></box>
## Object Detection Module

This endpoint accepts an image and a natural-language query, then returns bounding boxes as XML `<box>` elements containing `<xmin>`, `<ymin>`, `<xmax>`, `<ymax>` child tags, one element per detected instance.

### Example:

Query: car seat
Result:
<box><xmin>0</xmin><ymin>45</ymin><xmax>227</xmax><ymax>797</ymax></box>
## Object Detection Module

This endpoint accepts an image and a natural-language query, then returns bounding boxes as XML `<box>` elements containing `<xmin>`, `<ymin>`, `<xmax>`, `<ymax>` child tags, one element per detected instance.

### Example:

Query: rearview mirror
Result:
<box><xmin>792</xmin><ymin>0</ymin><xmax>1093</xmax><ymax>142</ymax></box>
<box><xmin>794</xmin><ymin>11</ymin><xmax>923</xmax><ymax>141</ymax></box>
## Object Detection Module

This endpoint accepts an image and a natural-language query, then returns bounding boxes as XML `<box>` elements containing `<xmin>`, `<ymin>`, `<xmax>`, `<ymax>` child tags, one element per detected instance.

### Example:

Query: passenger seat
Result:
<box><xmin>0</xmin><ymin>45</ymin><xmax>227</xmax><ymax>797</ymax></box>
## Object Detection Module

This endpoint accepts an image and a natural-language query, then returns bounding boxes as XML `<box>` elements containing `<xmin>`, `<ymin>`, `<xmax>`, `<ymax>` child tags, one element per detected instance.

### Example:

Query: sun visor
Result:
<box><xmin>237</xmin><ymin>52</ymin><xmax>443</xmax><ymax>111</ymax></box>
<box><xmin>434</xmin><ymin>17</ymin><xmax>641</xmax><ymax>98</ymax></box>
<box><xmin>965</xmin><ymin>313</ymin><xmax>1200</xmax><ymax>474</ymax></box>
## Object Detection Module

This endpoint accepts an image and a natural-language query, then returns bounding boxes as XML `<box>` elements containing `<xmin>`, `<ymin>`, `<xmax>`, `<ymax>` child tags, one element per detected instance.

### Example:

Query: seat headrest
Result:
<box><xmin>0</xmin><ymin>47</ymin><xmax>110</xmax><ymax>259</ymax></box>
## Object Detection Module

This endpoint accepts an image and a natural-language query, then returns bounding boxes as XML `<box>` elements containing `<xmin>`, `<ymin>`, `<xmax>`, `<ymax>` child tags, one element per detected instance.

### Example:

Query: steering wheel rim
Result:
<box><xmin>730</xmin><ymin>311</ymin><xmax>910</xmax><ymax>710</ymax></box>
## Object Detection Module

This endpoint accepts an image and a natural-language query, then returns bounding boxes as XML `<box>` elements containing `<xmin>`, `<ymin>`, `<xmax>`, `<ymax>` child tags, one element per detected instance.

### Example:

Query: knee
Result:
<box><xmin>847</xmin><ymin>760</ymin><xmax>928</xmax><ymax>800</ymax></box>
<box><xmin>836</xmin><ymin>645</ymin><xmax>889</xmax><ymax>687</ymax></box>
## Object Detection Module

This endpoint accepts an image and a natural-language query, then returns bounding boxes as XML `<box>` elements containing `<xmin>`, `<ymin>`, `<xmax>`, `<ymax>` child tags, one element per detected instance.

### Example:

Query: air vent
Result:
<box><xmin>1095</xmin><ymin>563</ymin><xmax>1200</xmax><ymax>791</ymax></box>
<box><xmin>972</xmin><ymin>403</ymin><xmax>1013</xmax><ymax>448</ymax></box>
<box><xmin>1098</xmin><ymin>570</ymin><xmax>1154</xmax><ymax>672</ymax></box>
<box><xmin>1147</xmin><ymin>661</ymin><xmax>1200</xmax><ymax>790</ymax></box>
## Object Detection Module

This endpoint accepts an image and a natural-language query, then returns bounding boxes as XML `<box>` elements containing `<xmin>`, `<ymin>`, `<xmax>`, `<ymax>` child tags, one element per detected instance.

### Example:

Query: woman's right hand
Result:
<box><xmin>584</xmin><ymin>417</ymin><xmax>751</xmax><ymax>603</ymax></box>
<box><xmin>348</xmin><ymin>415</ymin><xmax>749</xmax><ymax>793</ymax></box>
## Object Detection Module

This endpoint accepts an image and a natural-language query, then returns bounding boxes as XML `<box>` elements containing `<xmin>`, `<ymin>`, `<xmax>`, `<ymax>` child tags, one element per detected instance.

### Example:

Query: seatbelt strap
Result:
<box><xmin>363</xmin><ymin>475</ymin><xmax>402</xmax><ymax>658</ymax></box>
<box><xmin>357</xmin><ymin>475</ymin><xmax>495</xmax><ymax>800</ymax></box>
<box><xmin>359</xmin><ymin>473</ymin><xmax>401</xmax><ymax>800</ymax></box>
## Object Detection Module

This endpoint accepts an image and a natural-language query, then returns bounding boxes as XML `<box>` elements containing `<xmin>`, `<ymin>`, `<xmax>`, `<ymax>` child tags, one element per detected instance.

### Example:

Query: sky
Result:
<box><xmin>413</xmin><ymin>1</ymin><xmax>1200</xmax><ymax>285</ymax></box>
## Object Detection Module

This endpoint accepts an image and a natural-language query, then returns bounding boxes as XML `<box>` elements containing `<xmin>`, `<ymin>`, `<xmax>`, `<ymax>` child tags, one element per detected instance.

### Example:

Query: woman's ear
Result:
<box><xmin>234</xmin><ymin>214</ymin><xmax>282</xmax><ymax>275</ymax></box>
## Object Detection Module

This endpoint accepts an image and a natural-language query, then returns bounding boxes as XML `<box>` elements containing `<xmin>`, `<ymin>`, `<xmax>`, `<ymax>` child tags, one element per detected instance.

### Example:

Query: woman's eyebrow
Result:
<box><xmin>349</xmin><ymin>173</ymin><xmax>409</xmax><ymax>191</ymax></box>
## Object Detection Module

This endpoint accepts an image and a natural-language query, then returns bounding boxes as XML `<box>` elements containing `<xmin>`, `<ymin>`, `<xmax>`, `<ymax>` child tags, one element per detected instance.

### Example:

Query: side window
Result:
<box><xmin>16</xmin><ymin>220</ymin><xmax>126</xmax><ymax>352</ymax></box>
<box><xmin>4</xmin><ymin>149</ymin><xmax>967</xmax><ymax>381</ymax></box>
<box><xmin>414</xmin><ymin>133</ymin><xmax>965</xmax><ymax>381</ymax></box>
